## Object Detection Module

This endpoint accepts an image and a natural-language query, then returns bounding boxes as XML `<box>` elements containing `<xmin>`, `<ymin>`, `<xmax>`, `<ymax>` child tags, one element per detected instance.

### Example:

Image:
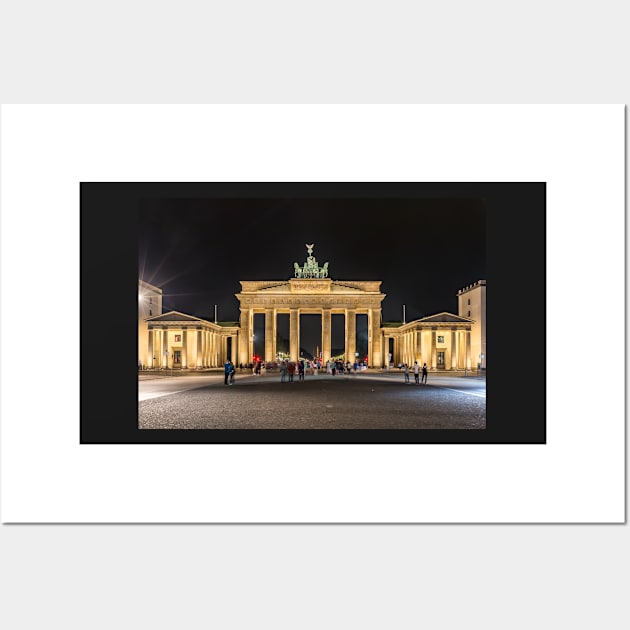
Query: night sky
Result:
<box><xmin>138</xmin><ymin>197</ymin><xmax>486</xmax><ymax>358</ymax></box>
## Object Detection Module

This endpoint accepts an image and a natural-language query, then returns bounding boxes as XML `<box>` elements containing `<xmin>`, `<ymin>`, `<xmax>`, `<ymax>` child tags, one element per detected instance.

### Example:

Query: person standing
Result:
<box><xmin>229</xmin><ymin>361</ymin><xmax>235</xmax><ymax>385</ymax></box>
<box><xmin>287</xmin><ymin>361</ymin><xmax>295</xmax><ymax>382</ymax></box>
<box><xmin>280</xmin><ymin>360</ymin><xmax>287</xmax><ymax>383</ymax></box>
<box><xmin>298</xmin><ymin>360</ymin><xmax>305</xmax><ymax>382</ymax></box>
<box><xmin>413</xmin><ymin>361</ymin><xmax>420</xmax><ymax>384</ymax></box>
<box><xmin>404</xmin><ymin>363</ymin><xmax>410</xmax><ymax>383</ymax></box>
<box><xmin>224</xmin><ymin>359</ymin><xmax>231</xmax><ymax>385</ymax></box>
<box><xmin>421</xmin><ymin>363</ymin><xmax>428</xmax><ymax>384</ymax></box>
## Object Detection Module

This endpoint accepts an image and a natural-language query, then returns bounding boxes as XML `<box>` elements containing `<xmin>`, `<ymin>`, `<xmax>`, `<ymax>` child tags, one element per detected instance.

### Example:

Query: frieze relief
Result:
<box><xmin>290</xmin><ymin>279</ymin><xmax>332</xmax><ymax>293</ymax></box>
<box><xmin>238</xmin><ymin>295</ymin><xmax>384</xmax><ymax>309</ymax></box>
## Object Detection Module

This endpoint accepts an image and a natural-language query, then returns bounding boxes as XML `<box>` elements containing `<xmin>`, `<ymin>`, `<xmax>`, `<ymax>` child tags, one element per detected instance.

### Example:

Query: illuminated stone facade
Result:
<box><xmin>143</xmin><ymin>311</ymin><xmax>238</xmax><ymax>369</ymax></box>
<box><xmin>138</xmin><ymin>280</ymin><xmax>162</xmax><ymax>368</ymax></box>
<box><xmin>457</xmin><ymin>280</ymin><xmax>486</xmax><ymax>369</ymax></box>
<box><xmin>235</xmin><ymin>278</ymin><xmax>386</xmax><ymax>366</ymax></box>
<box><xmin>381</xmin><ymin>313</ymin><xmax>474</xmax><ymax>370</ymax></box>
<box><xmin>138</xmin><ymin>262</ymin><xmax>486</xmax><ymax>371</ymax></box>
<box><xmin>138</xmin><ymin>280</ymin><xmax>237</xmax><ymax>369</ymax></box>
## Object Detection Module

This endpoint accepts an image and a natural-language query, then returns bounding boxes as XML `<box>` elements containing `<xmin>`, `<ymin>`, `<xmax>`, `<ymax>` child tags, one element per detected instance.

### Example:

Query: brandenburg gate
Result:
<box><xmin>141</xmin><ymin>244</ymin><xmax>478</xmax><ymax>370</ymax></box>
<box><xmin>235</xmin><ymin>245</ymin><xmax>386</xmax><ymax>367</ymax></box>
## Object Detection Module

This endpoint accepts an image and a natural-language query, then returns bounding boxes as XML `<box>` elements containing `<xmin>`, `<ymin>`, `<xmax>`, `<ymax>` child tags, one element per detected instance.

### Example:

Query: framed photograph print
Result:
<box><xmin>1</xmin><ymin>104</ymin><xmax>624</xmax><ymax>523</ymax></box>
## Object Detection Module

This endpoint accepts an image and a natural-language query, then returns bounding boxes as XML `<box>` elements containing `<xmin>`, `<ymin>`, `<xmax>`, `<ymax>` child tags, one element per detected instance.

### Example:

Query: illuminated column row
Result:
<box><xmin>237</xmin><ymin>307</ymin><xmax>387</xmax><ymax>365</ymax></box>
<box><xmin>148</xmin><ymin>327</ymin><xmax>229</xmax><ymax>369</ymax></box>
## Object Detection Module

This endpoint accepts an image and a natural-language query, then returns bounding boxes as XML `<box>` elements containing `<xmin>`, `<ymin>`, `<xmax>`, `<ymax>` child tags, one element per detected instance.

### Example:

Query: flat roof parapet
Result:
<box><xmin>457</xmin><ymin>279</ymin><xmax>486</xmax><ymax>295</ymax></box>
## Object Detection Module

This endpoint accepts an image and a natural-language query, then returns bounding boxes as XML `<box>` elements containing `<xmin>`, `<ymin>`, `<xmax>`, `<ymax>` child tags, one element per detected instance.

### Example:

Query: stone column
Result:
<box><xmin>265</xmin><ymin>308</ymin><xmax>274</xmax><ymax>361</ymax></box>
<box><xmin>368</xmin><ymin>308</ymin><xmax>382</xmax><ymax>368</ymax></box>
<box><xmin>238</xmin><ymin>308</ymin><xmax>250</xmax><ymax>366</ymax></box>
<box><xmin>249</xmin><ymin>311</ymin><xmax>255</xmax><ymax>363</ymax></box>
<box><xmin>431</xmin><ymin>330</ymin><xmax>437</xmax><ymax>369</ymax></box>
<box><xmin>321</xmin><ymin>309</ymin><xmax>332</xmax><ymax>362</ymax></box>
<box><xmin>455</xmin><ymin>331</ymin><xmax>461</xmax><ymax>369</ymax></box>
<box><xmin>148</xmin><ymin>328</ymin><xmax>154</xmax><ymax>367</ymax></box>
<box><xmin>451</xmin><ymin>329</ymin><xmax>457</xmax><ymax>370</ymax></box>
<box><xmin>345</xmin><ymin>308</ymin><xmax>356</xmax><ymax>363</ymax></box>
<box><xmin>155</xmin><ymin>329</ymin><xmax>161</xmax><ymax>367</ymax></box>
<box><xmin>161</xmin><ymin>329</ymin><xmax>168</xmax><ymax>368</ymax></box>
<box><xmin>289</xmin><ymin>308</ymin><xmax>300</xmax><ymax>361</ymax></box>
<box><xmin>182</xmin><ymin>328</ymin><xmax>188</xmax><ymax>368</ymax></box>
<box><xmin>415</xmin><ymin>329</ymin><xmax>422</xmax><ymax>364</ymax></box>
<box><xmin>272</xmin><ymin>309</ymin><xmax>277</xmax><ymax>360</ymax></box>
<box><xmin>197</xmin><ymin>330</ymin><xmax>203</xmax><ymax>368</ymax></box>
<box><xmin>465</xmin><ymin>329</ymin><xmax>472</xmax><ymax>369</ymax></box>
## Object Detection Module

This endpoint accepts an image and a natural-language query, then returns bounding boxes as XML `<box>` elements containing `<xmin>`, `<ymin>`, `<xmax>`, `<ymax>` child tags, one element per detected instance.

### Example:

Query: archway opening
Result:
<box><xmin>299</xmin><ymin>314</ymin><xmax>321</xmax><ymax>360</ymax></box>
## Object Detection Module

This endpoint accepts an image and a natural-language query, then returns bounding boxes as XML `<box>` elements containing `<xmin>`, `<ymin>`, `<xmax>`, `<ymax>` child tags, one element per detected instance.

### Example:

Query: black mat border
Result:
<box><xmin>80</xmin><ymin>182</ymin><xmax>546</xmax><ymax>444</ymax></box>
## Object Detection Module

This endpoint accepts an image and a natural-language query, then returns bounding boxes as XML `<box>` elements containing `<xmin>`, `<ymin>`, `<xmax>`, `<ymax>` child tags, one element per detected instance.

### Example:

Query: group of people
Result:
<box><xmin>279</xmin><ymin>360</ymin><xmax>306</xmax><ymax>383</ymax></box>
<box><xmin>325</xmin><ymin>359</ymin><xmax>359</xmax><ymax>375</ymax></box>
<box><xmin>226</xmin><ymin>357</ymin><xmax>428</xmax><ymax>386</ymax></box>
<box><xmin>403</xmin><ymin>361</ymin><xmax>428</xmax><ymax>384</ymax></box>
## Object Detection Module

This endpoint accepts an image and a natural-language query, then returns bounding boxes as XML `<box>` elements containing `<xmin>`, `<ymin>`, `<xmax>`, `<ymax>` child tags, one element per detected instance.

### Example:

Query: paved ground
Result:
<box><xmin>138</xmin><ymin>370</ymin><xmax>486</xmax><ymax>430</ymax></box>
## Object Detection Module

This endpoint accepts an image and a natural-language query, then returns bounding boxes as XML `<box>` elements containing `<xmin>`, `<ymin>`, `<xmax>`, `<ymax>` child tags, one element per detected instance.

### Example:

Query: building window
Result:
<box><xmin>149</xmin><ymin>298</ymin><xmax>153</xmax><ymax>304</ymax></box>
<box><xmin>467</xmin><ymin>298</ymin><xmax>470</xmax><ymax>305</ymax></box>
<box><xmin>174</xmin><ymin>334</ymin><xmax>181</xmax><ymax>342</ymax></box>
<box><xmin>149</xmin><ymin>309</ymin><xmax>152</xmax><ymax>316</ymax></box>
<box><xmin>468</xmin><ymin>311</ymin><xmax>471</xmax><ymax>317</ymax></box>
<box><xmin>437</xmin><ymin>335</ymin><xmax>444</xmax><ymax>343</ymax></box>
